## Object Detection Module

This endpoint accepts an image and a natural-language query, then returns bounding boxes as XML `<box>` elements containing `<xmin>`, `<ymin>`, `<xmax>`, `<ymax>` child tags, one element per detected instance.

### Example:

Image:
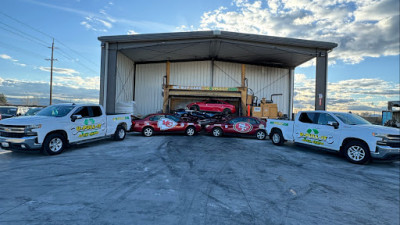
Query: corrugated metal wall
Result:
<box><xmin>135</xmin><ymin>63</ymin><xmax>165</xmax><ymax>116</ymax></box>
<box><xmin>133</xmin><ymin>60</ymin><xmax>290</xmax><ymax>115</ymax></box>
<box><xmin>170</xmin><ymin>61</ymin><xmax>211</xmax><ymax>86</ymax></box>
<box><xmin>115</xmin><ymin>52</ymin><xmax>134</xmax><ymax>104</ymax></box>
<box><xmin>246</xmin><ymin>65</ymin><xmax>290</xmax><ymax>115</ymax></box>
<box><xmin>213</xmin><ymin>61</ymin><xmax>242</xmax><ymax>87</ymax></box>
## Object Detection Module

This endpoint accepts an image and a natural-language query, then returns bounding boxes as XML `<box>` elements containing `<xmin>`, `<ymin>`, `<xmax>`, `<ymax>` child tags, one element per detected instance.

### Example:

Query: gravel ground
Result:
<box><xmin>0</xmin><ymin>133</ymin><xmax>399</xmax><ymax>225</ymax></box>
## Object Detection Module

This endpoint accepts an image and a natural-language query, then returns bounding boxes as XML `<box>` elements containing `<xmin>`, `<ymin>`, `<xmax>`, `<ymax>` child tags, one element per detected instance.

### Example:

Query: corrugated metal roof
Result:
<box><xmin>99</xmin><ymin>31</ymin><xmax>337</xmax><ymax>68</ymax></box>
<box><xmin>98</xmin><ymin>30</ymin><xmax>337</xmax><ymax>50</ymax></box>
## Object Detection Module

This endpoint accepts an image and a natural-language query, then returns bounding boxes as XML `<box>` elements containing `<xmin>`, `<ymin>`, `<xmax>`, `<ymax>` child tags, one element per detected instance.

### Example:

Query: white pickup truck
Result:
<box><xmin>0</xmin><ymin>103</ymin><xmax>131</xmax><ymax>155</ymax></box>
<box><xmin>266</xmin><ymin>111</ymin><xmax>400</xmax><ymax>164</ymax></box>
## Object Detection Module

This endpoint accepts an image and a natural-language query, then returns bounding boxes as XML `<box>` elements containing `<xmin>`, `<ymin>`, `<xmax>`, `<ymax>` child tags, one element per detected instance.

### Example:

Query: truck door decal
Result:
<box><xmin>157</xmin><ymin>118</ymin><xmax>177</xmax><ymax>131</ymax></box>
<box><xmin>72</xmin><ymin>119</ymin><xmax>102</xmax><ymax>137</ymax></box>
<box><xmin>299</xmin><ymin>128</ymin><xmax>333</xmax><ymax>145</ymax></box>
<box><xmin>234</xmin><ymin>122</ymin><xmax>253</xmax><ymax>133</ymax></box>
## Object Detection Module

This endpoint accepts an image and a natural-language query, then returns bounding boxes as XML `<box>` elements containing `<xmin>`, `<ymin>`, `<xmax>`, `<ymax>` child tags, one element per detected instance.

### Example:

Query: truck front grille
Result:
<box><xmin>0</xmin><ymin>125</ymin><xmax>27</xmax><ymax>138</ymax></box>
<box><xmin>379</xmin><ymin>134</ymin><xmax>400</xmax><ymax>148</ymax></box>
<box><xmin>0</xmin><ymin>125</ymin><xmax>26</xmax><ymax>133</ymax></box>
<box><xmin>0</xmin><ymin>131</ymin><xmax>26</xmax><ymax>138</ymax></box>
<box><xmin>386</xmin><ymin>141</ymin><xmax>400</xmax><ymax>148</ymax></box>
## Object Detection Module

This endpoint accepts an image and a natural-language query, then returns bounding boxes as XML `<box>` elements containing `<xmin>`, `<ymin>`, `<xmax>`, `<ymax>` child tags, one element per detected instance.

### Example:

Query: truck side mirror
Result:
<box><xmin>327</xmin><ymin>121</ymin><xmax>339</xmax><ymax>129</ymax></box>
<box><xmin>71</xmin><ymin>114</ymin><xmax>82</xmax><ymax>122</ymax></box>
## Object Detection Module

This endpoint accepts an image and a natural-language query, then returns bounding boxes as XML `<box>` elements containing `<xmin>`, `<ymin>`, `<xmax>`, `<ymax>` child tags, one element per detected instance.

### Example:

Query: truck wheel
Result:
<box><xmin>114</xmin><ymin>125</ymin><xmax>126</xmax><ymax>141</ymax></box>
<box><xmin>42</xmin><ymin>133</ymin><xmax>66</xmax><ymax>155</ymax></box>
<box><xmin>222</xmin><ymin>108</ymin><xmax>231</xmax><ymax>115</ymax></box>
<box><xmin>256</xmin><ymin>130</ymin><xmax>266</xmax><ymax>140</ymax></box>
<box><xmin>344</xmin><ymin>140</ymin><xmax>371</xmax><ymax>164</ymax></box>
<box><xmin>270</xmin><ymin>130</ymin><xmax>284</xmax><ymax>146</ymax></box>
<box><xmin>212</xmin><ymin>127</ymin><xmax>223</xmax><ymax>137</ymax></box>
<box><xmin>185</xmin><ymin>126</ymin><xmax>196</xmax><ymax>136</ymax></box>
<box><xmin>142</xmin><ymin>127</ymin><xmax>154</xmax><ymax>137</ymax></box>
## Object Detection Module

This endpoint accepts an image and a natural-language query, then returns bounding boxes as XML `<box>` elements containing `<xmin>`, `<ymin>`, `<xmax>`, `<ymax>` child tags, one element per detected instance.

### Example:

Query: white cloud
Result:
<box><xmin>0</xmin><ymin>54</ymin><xmax>17</xmax><ymax>62</ymax></box>
<box><xmin>39</xmin><ymin>67</ymin><xmax>79</xmax><ymax>76</ymax></box>
<box><xmin>193</xmin><ymin>0</ymin><xmax>399</xmax><ymax>65</ymax></box>
<box><xmin>80</xmin><ymin>2</ymin><xmax>115</xmax><ymax>32</ymax></box>
<box><xmin>0</xmin><ymin>76</ymin><xmax>99</xmax><ymax>105</ymax></box>
<box><xmin>14</xmin><ymin>63</ymin><xmax>26</xmax><ymax>67</ymax></box>
<box><xmin>27</xmin><ymin>0</ymin><xmax>175</xmax><ymax>33</ymax></box>
<box><xmin>294</xmin><ymin>74</ymin><xmax>400</xmax><ymax>112</ymax></box>
<box><xmin>81</xmin><ymin>16</ymin><xmax>112</xmax><ymax>32</ymax></box>
<box><xmin>1</xmin><ymin>54</ymin><xmax>28</xmax><ymax>67</ymax></box>
<box><xmin>54</xmin><ymin>75</ymin><xmax>99</xmax><ymax>90</ymax></box>
<box><xmin>127</xmin><ymin>30</ymin><xmax>138</xmax><ymax>35</ymax></box>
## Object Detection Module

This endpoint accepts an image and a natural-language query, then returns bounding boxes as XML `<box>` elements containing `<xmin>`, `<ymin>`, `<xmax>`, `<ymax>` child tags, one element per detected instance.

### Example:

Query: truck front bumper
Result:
<box><xmin>371</xmin><ymin>145</ymin><xmax>400</xmax><ymax>160</ymax></box>
<box><xmin>0</xmin><ymin>136</ymin><xmax>42</xmax><ymax>151</ymax></box>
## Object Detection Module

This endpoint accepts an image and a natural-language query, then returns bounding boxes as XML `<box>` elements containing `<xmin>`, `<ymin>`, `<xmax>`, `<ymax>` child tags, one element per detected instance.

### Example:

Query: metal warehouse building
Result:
<box><xmin>98</xmin><ymin>31</ymin><xmax>337</xmax><ymax>117</ymax></box>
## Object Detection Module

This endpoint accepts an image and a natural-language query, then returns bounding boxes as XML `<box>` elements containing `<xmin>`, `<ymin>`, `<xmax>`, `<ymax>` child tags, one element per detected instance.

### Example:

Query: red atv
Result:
<box><xmin>187</xmin><ymin>100</ymin><xmax>236</xmax><ymax>114</ymax></box>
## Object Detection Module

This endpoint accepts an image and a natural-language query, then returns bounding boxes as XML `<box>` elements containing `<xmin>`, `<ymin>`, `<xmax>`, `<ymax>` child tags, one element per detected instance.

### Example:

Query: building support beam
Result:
<box><xmin>288</xmin><ymin>68</ymin><xmax>295</xmax><ymax>119</ymax></box>
<box><xmin>100</xmin><ymin>43</ymin><xmax>118</xmax><ymax>114</ymax></box>
<box><xmin>162</xmin><ymin>61</ymin><xmax>171</xmax><ymax>113</ymax></box>
<box><xmin>99</xmin><ymin>42</ymin><xmax>107</xmax><ymax>105</ymax></box>
<box><xmin>240</xmin><ymin>64</ymin><xmax>247</xmax><ymax>116</ymax></box>
<box><xmin>315</xmin><ymin>50</ymin><xmax>328</xmax><ymax>110</ymax></box>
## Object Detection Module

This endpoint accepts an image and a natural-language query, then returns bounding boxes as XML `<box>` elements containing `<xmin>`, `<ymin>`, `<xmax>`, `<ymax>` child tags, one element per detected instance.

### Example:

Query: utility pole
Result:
<box><xmin>46</xmin><ymin>38</ymin><xmax>57</xmax><ymax>105</ymax></box>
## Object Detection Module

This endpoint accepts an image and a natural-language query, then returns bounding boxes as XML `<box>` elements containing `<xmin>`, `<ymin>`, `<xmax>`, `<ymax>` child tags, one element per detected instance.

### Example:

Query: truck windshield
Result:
<box><xmin>333</xmin><ymin>113</ymin><xmax>371</xmax><ymax>125</ymax></box>
<box><xmin>36</xmin><ymin>105</ymin><xmax>75</xmax><ymax>117</ymax></box>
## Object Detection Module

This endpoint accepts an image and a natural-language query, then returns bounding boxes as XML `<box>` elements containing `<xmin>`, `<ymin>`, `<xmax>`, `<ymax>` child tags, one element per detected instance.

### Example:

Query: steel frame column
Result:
<box><xmin>315</xmin><ymin>50</ymin><xmax>328</xmax><ymax>110</ymax></box>
<box><xmin>100</xmin><ymin>43</ymin><xmax>118</xmax><ymax>114</ymax></box>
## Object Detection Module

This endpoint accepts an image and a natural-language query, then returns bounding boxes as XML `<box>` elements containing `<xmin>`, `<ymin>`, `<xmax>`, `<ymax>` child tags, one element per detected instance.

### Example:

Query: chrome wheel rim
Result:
<box><xmin>49</xmin><ymin>138</ymin><xmax>62</xmax><ymax>152</ymax></box>
<box><xmin>118</xmin><ymin>128</ymin><xmax>125</xmax><ymax>138</ymax></box>
<box><xmin>213</xmin><ymin>129</ymin><xmax>220</xmax><ymax>137</ymax></box>
<box><xmin>187</xmin><ymin>128</ymin><xmax>195</xmax><ymax>136</ymax></box>
<box><xmin>144</xmin><ymin>128</ymin><xmax>152</xmax><ymax>136</ymax></box>
<box><xmin>257</xmin><ymin>131</ymin><xmax>265</xmax><ymax>140</ymax></box>
<box><xmin>272</xmin><ymin>133</ymin><xmax>280</xmax><ymax>143</ymax></box>
<box><xmin>347</xmin><ymin>146</ymin><xmax>366</xmax><ymax>161</ymax></box>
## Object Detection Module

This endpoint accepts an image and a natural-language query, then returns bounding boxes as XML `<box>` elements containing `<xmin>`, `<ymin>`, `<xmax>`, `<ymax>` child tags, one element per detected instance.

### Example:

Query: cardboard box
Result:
<box><xmin>262</xmin><ymin>103</ymin><xmax>278</xmax><ymax>118</ymax></box>
<box><xmin>252</xmin><ymin>106</ymin><xmax>262</xmax><ymax>118</ymax></box>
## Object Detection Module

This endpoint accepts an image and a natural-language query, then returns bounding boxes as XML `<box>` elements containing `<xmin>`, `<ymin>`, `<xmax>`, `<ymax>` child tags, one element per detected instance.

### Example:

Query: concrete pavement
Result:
<box><xmin>0</xmin><ymin>133</ymin><xmax>399</xmax><ymax>225</ymax></box>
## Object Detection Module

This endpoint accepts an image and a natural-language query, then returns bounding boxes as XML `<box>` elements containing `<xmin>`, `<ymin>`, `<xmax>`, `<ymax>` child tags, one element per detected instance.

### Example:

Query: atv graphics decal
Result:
<box><xmin>299</xmin><ymin>128</ymin><xmax>333</xmax><ymax>145</ymax></box>
<box><xmin>234</xmin><ymin>122</ymin><xmax>253</xmax><ymax>133</ymax></box>
<box><xmin>157</xmin><ymin>118</ymin><xmax>178</xmax><ymax>131</ymax></box>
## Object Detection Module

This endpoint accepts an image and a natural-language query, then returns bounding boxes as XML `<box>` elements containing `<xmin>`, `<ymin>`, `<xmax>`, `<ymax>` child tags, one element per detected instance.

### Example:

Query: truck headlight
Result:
<box><xmin>27</xmin><ymin>124</ymin><xmax>42</xmax><ymax>129</ymax></box>
<box><xmin>372</xmin><ymin>133</ymin><xmax>388</xmax><ymax>138</ymax></box>
<box><xmin>373</xmin><ymin>133</ymin><xmax>389</xmax><ymax>145</ymax></box>
<box><xmin>26</xmin><ymin>124</ymin><xmax>41</xmax><ymax>135</ymax></box>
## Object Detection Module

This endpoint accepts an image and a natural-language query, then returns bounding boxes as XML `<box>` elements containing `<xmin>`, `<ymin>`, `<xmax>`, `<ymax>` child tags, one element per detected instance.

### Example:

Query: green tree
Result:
<box><xmin>0</xmin><ymin>93</ymin><xmax>7</xmax><ymax>105</ymax></box>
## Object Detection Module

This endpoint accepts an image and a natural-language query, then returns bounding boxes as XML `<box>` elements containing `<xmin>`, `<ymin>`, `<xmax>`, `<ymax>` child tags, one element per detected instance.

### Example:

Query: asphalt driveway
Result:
<box><xmin>0</xmin><ymin>133</ymin><xmax>399</xmax><ymax>225</ymax></box>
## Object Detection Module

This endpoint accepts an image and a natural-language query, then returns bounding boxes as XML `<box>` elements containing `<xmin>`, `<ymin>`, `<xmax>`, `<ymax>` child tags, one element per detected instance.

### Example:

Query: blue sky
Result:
<box><xmin>0</xmin><ymin>0</ymin><xmax>399</xmax><ymax>113</ymax></box>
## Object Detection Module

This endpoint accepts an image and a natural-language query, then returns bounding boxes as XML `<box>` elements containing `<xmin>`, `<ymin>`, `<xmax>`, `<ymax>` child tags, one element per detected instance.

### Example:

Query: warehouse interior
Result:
<box><xmin>98</xmin><ymin>31</ymin><xmax>337</xmax><ymax>118</ymax></box>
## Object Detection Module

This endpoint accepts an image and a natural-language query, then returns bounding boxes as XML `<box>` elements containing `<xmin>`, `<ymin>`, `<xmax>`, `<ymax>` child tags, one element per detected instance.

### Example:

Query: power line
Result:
<box><xmin>55</xmin><ymin>39</ymin><xmax>99</xmax><ymax>67</ymax></box>
<box><xmin>0</xmin><ymin>23</ymin><xmax>48</xmax><ymax>48</ymax></box>
<box><xmin>56</xmin><ymin>48</ymin><xmax>99</xmax><ymax>74</ymax></box>
<box><xmin>0</xmin><ymin>40</ymin><xmax>47</xmax><ymax>59</ymax></box>
<box><xmin>0</xmin><ymin>11</ymin><xmax>100</xmax><ymax>70</ymax></box>
<box><xmin>0</xmin><ymin>11</ymin><xmax>53</xmax><ymax>39</ymax></box>
<box><xmin>0</xmin><ymin>21</ymin><xmax>49</xmax><ymax>47</ymax></box>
